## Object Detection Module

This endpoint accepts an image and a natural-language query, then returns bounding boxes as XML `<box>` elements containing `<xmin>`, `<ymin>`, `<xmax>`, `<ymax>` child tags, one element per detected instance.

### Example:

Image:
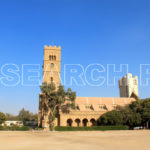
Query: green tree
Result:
<box><xmin>40</xmin><ymin>83</ymin><xmax>76</xmax><ymax>131</ymax></box>
<box><xmin>116</xmin><ymin>105</ymin><xmax>142</xmax><ymax>127</ymax></box>
<box><xmin>129</xmin><ymin>98</ymin><xmax>150</xmax><ymax>128</ymax></box>
<box><xmin>99</xmin><ymin>105</ymin><xmax>142</xmax><ymax>128</ymax></box>
<box><xmin>18</xmin><ymin>108</ymin><xmax>31</xmax><ymax>122</ymax></box>
<box><xmin>126</xmin><ymin>113</ymin><xmax>141</xmax><ymax>127</ymax></box>
<box><xmin>129</xmin><ymin>100</ymin><xmax>142</xmax><ymax>113</ymax></box>
<box><xmin>5</xmin><ymin>113</ymin><xmax>19</xmax><ymax>121</ymax></box>
<box><xmin>31</xmin><ymin>113</ymin><xmax>38</xmax><ymax>121</ymax></box>
<box><xmin>99</xmin><ymin>115</ymin><xmax>108</xmax><ymax>125</ymax></box>
<box><xmin>99</xmin><ymin>110</ymin><xmax>124</xmax><ymax>125</ymax></box>
<box><xmin>140</xmin><ymin>99</ymin><xmax>150</xmax><ymax>127</ymax></box>
<box><xmin>99</xmin><ymin>99</ymin><xmax>150</xmax><ymax>128</ymax></box>
<box><xmin>0</xmin><ymin>112</ymin><xmax>6</xmax><ymax>125</ymax></box>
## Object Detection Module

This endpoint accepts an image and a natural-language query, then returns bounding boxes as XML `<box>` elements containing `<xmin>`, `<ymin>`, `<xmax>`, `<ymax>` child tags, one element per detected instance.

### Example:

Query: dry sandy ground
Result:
<box><xmin>0</xmin><ymin>130</ymin><xmax>150</xmax><ymax>150</ymax></box>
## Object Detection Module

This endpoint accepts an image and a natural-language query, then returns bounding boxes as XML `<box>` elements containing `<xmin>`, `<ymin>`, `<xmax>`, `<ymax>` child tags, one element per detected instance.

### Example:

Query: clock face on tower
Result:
<box><xmin>50</xmin><ymin>63</ymin><xmax>54</xmax><ymax>68</ymax></box>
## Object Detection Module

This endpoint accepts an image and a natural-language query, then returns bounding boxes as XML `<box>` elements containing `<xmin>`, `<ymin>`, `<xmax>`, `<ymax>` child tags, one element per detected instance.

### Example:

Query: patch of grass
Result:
<box><xmin>55</xmin><ymin>126</ymin><xmax>129</xmax><ymax>131</ymax></box>
<box><xmin>0</xmin><ymin>125</ymin><xmax>30</xmax><ymax>131</ymax></box>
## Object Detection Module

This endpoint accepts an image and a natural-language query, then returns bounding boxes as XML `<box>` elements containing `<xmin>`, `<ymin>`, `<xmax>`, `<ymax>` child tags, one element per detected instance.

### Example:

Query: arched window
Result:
<box><xmin>49</xmin><ymin>55</ymin><xmax>52</xmax><ymax>60</ymax></box>
<box><xmin>49</xmin><ymin>55</ymin><xmax>56</xmax><ymax>61</ymax></box>
<box><xmin>50</xmin><ymin>77</ymin><xmax>53</xmax><ymax>82</ymax></box>
<box><xmin>90</xmin><ymin>118</ymin><xmax>97</xmax><ymax>126</ymax></box>
<box><xmin>75</xmin><ymin>119</ymin><xmax>81</xmax><ymax>127</ymax></box>
<box><xmin>50</xmin><ymin>63</ymin><xmax>54</xmax><ymax>68</ymax></box>
<box><xmin>67</xmin><ymin>119</ymin><xmax>73</xmax><ymax>127</ymax></box>
<box><xmin>82</xmin><ymin>119</ymin><xmax>88</xmax><ymax>127</ymax></box>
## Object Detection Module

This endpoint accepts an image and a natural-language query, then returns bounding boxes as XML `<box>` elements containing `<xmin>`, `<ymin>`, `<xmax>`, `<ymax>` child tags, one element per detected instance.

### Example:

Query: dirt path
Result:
<box><xmin>0</xmin><ymin>130</ymin><xmax>150</xmax><ymax>150</ymax></box>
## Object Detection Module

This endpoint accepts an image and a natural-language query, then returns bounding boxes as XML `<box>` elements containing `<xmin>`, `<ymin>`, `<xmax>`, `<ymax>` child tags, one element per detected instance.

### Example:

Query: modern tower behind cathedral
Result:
<box><xmin>119</xmin><ymin>73</ymin><xmax>139</xmax><ymax>98</ymax></box>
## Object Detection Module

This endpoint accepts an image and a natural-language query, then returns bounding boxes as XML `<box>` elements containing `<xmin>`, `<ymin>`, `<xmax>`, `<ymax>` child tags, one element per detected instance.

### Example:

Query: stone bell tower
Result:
<box><xmin>38</xmin><ymin>45</ymin><xmax>61</xmax><ymax>128</ymax></box>
<box><xmin>43</xmin><ymin>45</ymin><xmax>61</xmax><ymax>87</ymax></box>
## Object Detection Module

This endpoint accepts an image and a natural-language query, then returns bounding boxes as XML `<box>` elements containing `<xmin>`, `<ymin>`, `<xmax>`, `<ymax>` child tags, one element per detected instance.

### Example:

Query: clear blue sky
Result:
<box><xmin>0</xmin><ymin>0</ymin><xmax>150</xmax><ymax>115</ymax></box>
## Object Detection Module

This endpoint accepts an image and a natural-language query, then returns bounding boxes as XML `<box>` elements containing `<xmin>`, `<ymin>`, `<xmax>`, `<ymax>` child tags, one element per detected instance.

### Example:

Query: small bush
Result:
<box><xmin>0</xmin><ymin>112</ymin><xmax>6</xmax><ymax>125</ymax></box>
<box><xmin>0</xmin><ymin>125</ymin><xmax>30</xmax><ymax>131</ymax></box>
<box><xmin>0</xmin><ymin>126</ymin><xmax>4</xmax><ymax>130</ymax></box>
<box><xmin>55</xmin><ymin>126</ymin><xmax>129</xmax><ymax>131</ymax></box>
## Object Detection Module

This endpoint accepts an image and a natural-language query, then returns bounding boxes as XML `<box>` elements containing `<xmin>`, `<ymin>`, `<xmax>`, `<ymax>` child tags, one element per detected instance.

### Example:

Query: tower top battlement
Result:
<box><xmin>119</xmin><ymin>73</ymin><xmax>139</xmax><ymax>99</ymax></box>
<box><xmin>44</xmin><ymin>45</ymin><xmax>61</xmax><ymax>50</ymax></box>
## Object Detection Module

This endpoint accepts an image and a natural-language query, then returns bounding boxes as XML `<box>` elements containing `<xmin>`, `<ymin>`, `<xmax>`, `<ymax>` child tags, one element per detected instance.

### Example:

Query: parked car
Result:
<box><xmin>133</xmin><ymin>126</ymin><xmax>143</xmax><ymax>130</ymax></box>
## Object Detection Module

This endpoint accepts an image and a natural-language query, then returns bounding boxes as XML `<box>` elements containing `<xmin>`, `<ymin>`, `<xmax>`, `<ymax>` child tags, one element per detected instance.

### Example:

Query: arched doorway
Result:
<box><xmin>90</xmin><ymin>118</ymin><xmax>97</xmax><ymax>126</ymax></box>
<box><xmin>67</xmin><ymin>119</ymin><xmax>73</xmax><ymax>127</ymax></box>
<box><xmin>82</xmin><ymin>119</ymin><xmax>88</xmax><ymax>127</ymax></box>
<box><xmin>75</xmin><ymin>119</ymin><xmax>81</xmax><ymax>127</ymax></box>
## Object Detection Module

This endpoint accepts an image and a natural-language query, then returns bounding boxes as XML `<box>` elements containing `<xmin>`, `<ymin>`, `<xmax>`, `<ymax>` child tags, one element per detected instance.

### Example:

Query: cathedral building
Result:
<box><xmin>38</xmin><ymin>45</ymin><xmax>138</xmax><ymax>129</ymax></box>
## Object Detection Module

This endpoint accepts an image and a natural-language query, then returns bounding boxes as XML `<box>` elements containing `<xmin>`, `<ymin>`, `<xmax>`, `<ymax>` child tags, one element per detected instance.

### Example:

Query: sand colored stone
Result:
<box><xmin>38</xmin><ymin>45</ymin><xmax>137</xmax><ymax>129</ymax></box>
<box><xmin>0</xmin><ymin>131</ymin><xmax>150</xmax><ymax>150</ymax></box>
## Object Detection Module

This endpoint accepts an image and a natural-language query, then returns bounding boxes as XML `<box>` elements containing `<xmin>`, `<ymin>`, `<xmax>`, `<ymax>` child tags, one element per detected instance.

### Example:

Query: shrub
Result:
<box><xmin>99</xmin><ymin>111</ymin><xmax>124</xmax><ymax>125</ymax></box>
<box><xmin>55</xmin><ymin>126</ymin><xmax>129</xmax><ymax>131</ymax></box>
<box><xmin>9</xmin><ymin>125</ymin><xmax>30</xmax><ymax>131</ymax></box>
<box><xmin>0</xmin><ymin>126</ymin><xmax>4</xmax><ymax>130</ymax></box>
<box><xmin>0</xmin><ymin>112</ymin><xmax>6</xmax><ymax>125</ymax></box>
<box><xmin>0</xmin><ymin>125</ymin><xmax>30</xmax><ymax>131</ymax></box>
